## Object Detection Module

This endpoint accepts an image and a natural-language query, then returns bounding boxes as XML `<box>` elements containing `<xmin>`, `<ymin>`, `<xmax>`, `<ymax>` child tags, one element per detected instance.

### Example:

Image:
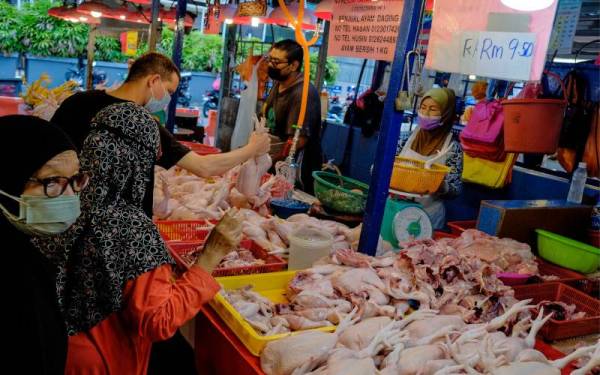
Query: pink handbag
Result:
<box><xmin>461</xmin><ymin>100</ymin><xmax>504</xmax><ymax>144</ymax></box>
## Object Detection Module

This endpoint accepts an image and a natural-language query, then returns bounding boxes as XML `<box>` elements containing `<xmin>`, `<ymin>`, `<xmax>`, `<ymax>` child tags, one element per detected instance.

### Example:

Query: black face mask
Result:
<box><xmin>268</xmin><ymin>67</ymin><xmax>289</xmax><ymax>82</ymax></box>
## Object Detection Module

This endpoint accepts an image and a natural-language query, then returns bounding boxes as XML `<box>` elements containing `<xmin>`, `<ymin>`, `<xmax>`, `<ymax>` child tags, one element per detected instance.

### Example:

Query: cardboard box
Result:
<box><xmin>477</xmin><ymin>200</ymin><xmax>592</xmax><ymax>248</ymax></box>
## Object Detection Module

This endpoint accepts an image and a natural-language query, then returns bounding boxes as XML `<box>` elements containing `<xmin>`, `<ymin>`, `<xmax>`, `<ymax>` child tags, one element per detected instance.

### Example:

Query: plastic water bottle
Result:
<box><xmin>567</xmin><ymin>162</ymin><xmax>587</xmax><ymax>204</ymax></box>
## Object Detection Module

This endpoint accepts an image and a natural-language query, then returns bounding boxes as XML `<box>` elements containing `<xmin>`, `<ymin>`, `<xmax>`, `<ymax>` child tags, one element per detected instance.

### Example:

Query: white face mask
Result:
<box><xmin>0</xmin><ymin>190</ymin><xmax>81</xmax><ymax>237</ymax></box>
<box><xmin>144</xmin><ymin>81</ymin><xmax>171</xmax><ymax>114</ymax></box>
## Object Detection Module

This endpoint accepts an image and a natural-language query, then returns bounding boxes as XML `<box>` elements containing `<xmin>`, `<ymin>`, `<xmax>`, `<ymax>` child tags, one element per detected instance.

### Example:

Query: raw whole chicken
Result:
<box><xmin>236</xmin><ymin>115</ymin><xmax>272</xmax><ymax>201</ymax></box>
<box><xmin>260</xmin><ymin>309</ymin><xmax>358</xmax><ymax>375</ymax></box>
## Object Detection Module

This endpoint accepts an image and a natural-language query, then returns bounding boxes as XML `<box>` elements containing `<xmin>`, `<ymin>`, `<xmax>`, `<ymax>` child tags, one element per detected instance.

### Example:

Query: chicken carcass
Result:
<box><xmin>236</xmin><ymin>115</ymin><xmax>272</xmax><ymax>201</ymax></box>
<box><xmin>260</xmin><ymin>309</ymin><xmax>358</xmax><ymax>375</ymax></box>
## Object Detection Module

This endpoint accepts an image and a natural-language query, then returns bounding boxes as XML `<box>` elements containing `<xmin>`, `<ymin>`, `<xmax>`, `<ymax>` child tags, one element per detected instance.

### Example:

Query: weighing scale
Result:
<box><xmin>380</xmin><ymin>190</ymin><xmax>433</xmax><ymax>249</ymax></box>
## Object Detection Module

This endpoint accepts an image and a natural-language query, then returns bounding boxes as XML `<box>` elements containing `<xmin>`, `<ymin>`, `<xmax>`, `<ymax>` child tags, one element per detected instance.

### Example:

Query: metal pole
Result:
<box><xmin>314</xmin><ymin>20</ymin><xmax>330</xmax><ymax>92</ymax></box>
<box><xmin>357</xmin><ymin>0</ymin><xmax>424</xmax><ymax>255</ymax></box>
<box><xmin>215</xmin><ymin>23</ymin><xmax>237</xmax><ymax>149</ymax></box>
<box><xmin>166</xmin><ymin>0</ymin><xmax>187</xmax><ymax>133</ymax></box>
<box><xmin>148</xmin><ymin>0</ymin><xmax>161</xmax><ymax>51</ymax></box>
<box><xmin>86</xmin><ymin>26</ymin><xmax>97</xmax><ymax>91</ymax></box>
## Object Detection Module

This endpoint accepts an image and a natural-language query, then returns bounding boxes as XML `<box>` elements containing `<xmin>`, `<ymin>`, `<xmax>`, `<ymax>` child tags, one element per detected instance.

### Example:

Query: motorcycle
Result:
<box><xmin>202</xmin><ymin>89</ymin><xmax>219</xmax><ymax>117</ymax></box>
<box><xmin>65</xmin><ymin>56</ymin><xmax>107</xmax><ymax>88</ymax></box>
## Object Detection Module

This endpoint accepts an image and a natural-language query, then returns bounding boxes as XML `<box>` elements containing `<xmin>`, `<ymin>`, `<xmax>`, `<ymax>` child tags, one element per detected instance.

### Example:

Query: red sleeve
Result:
<box><xmin>124</xmin><ymin>264</ymin><xmax>220</xmax><ymax>342</ymax></box>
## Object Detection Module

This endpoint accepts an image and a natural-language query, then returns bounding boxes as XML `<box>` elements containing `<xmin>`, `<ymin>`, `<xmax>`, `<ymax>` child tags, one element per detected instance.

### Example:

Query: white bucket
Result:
<box><xmin>288</xmin><ymin>227</ymin><xmax>334</xmax><ymax>270</ymax></box>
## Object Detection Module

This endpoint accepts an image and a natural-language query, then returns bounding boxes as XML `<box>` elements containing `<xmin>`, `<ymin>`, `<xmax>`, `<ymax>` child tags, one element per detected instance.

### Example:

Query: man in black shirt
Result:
<box><xmin>263</xmin><ymin>39</ymin><xmax>323</xmax><ymax>194</ymax></box>
<box><xmin>52</xmin><ymin>52</ymin><xmax>270</xmax><ymax>216</ymax></box>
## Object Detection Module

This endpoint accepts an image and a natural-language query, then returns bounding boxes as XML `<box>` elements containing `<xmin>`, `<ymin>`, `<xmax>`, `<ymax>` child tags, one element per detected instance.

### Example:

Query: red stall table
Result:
<box><xmin>195</xmin><ymin>306</ymin><xmax>264</xmax><ymax>375</ymax></box>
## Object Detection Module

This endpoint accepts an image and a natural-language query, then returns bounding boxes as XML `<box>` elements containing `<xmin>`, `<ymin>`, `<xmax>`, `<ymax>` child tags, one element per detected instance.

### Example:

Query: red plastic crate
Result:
<box><xmin>155</xmin><ymin>220</ymin><xmax>215</xmax><ymax>242</ymax></box>
<box><xmin>180</xmin><ymin>141</ymin><xmax>221</xmax><ymax>155</ymax></box>
<box><xmin>563</xmin><ymin>278</ymin><xmax>600</xmax><ymax>300</ymax></box>
<box><xmin>447</xmin><ymin>220</ymin><xmax>477</xmax><ymax>235</ymax></box>
<box><xmin>513</xmin><ymin>282</ymin><xmax>600</xmax><ymax>341</ymax></box>
<box><xmin>166</xmin><ymin>239</ymin><xmax>287</xmax><ymax>277</ymax></box>
<box><xmin>537</xmin><ymin>259</ymin><xmax>586</xmax><ymax>282</ymax></box>
<box><xmin>534</xmin><ymin>340</ymin><xmax>577</xmax><ymax>375</ymax></box>
<box><xmin>433</xmin><ymin>231</ymin><xmax>459</xmax><ymax>240</ymax></box>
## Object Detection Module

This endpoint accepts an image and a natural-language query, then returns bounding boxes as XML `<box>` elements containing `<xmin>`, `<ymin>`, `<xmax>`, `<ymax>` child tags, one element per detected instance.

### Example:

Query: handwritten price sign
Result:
<box><xmin>459</xmin><ymin>31</ymin><xmax>536</xmax><ymax>81</ymax></box>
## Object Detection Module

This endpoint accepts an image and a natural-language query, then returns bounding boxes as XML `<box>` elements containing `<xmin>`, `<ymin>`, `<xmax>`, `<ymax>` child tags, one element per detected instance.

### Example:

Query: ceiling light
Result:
<box><xmin>79</xmin><ymin>16</ymin><xmax>88</xmax><ymax>21</ymax></box>
<box><xmin>251</xmin><ymin>16</ymin><xmax>260</xmax><ymax>27</ymax></box>
<box><xmin>224</xmin><ymin>18</ymin><xmax>233</xmax><ymax>24</ymax></box>
<box><xmin>501</xmin><ymin>0</ymin><xmax>554</xmax><ymax>11</ymax></box>
<box><xmin>119</xmin><ymin>14</ymin><xmax>126</xmax><ymax>20</ymax></box>
<box><xmin>90</xmin><ymin>10</ymin><xmax>102</xmax><ymax>18</ymax></box>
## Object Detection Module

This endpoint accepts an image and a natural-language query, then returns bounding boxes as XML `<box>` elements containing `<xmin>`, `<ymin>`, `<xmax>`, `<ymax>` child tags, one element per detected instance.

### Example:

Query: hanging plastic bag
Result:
<box><xmin>395</xmin><ymin>51</ymin><xmax>422</xmax><ymax>111</ymax></box>
<box><xmin>231</xmin><ymin>63</ymin><xmax>259</xmax><ymax>150</ymax></box>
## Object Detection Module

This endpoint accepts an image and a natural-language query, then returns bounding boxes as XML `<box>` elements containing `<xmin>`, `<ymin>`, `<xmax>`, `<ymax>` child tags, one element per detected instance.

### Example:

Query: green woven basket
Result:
<box><xmin>312</xmin><ymin>171</ymin><xmax>369</xmax><ymax>214</ymax></box>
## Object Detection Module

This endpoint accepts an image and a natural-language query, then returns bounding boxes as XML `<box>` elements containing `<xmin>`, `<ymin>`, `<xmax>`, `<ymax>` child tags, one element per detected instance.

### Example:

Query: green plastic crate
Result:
<box><xmin>536</xmin><ymin>229</ymin><xmax>600</xmax><ymax>274</ymax></box>
<box><xmin>312</xmin><ymin>171</ymin><xmax>368</xmax><ymax>214</ymax></box>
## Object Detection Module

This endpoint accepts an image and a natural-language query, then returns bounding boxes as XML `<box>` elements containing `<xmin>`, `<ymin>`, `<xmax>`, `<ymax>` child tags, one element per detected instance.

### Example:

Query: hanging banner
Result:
<box><xmin>548</xmin><ymin>0</ymin><xmax>582</xmax><ymax>55</ymax></box>
<box><xmin>120</xmin><ymin>31</ymin><xmax>138</xmax><ymax>56</ymax></box>
<box><xmin>425</xmin><ymin>0</ymin><xmax>559</xmax><ymax>81</ymax></box>
<box><xmin>204</xmin><ymin>5</ymin><xmax>221</xmax><ymax>35</ymax></box>
<box><xmin>328</xmin><ymin>0</ymin><xmax>404</xmax><ymax>62</ymax></box>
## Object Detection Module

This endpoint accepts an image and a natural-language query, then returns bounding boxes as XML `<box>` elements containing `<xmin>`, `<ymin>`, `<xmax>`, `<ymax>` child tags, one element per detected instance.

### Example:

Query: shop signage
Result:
<box><xmin>459</xmin><ymin>31</ymin><xmax>536</xmax><ymax>81</ymax></box>
<box><xmin>425</xmin><ymin>0</ymin><xmax>559</xmax><ymax>81</ymax></box>
<box><xmin>328</xmin><ymin>0</ymin><xmax>404</xmax><ymax>62</ymax></box>
<box><xmin>120</xmin><ymin>31</ymin><xmax>138</xmax><ymax>56</ymax></box>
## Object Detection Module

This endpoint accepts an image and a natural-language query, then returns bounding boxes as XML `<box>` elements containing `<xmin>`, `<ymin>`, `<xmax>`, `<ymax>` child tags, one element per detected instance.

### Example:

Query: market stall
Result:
<box><xmin>3</xmin><ymin>0</ymin><xmax>599</xmax><ymax>372</ymax></box>
<box><xmin>142</xmin><ymin>0</ymin><xmax>600</xmax><ymax>373</ymax></box>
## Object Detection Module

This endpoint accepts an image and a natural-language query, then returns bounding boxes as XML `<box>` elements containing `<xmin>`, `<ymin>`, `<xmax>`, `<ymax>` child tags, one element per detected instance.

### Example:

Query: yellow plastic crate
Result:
<box><xmin>209</xmin><ymin>271</ymin><xmax>336</xmax><ymax>356</ymax></box>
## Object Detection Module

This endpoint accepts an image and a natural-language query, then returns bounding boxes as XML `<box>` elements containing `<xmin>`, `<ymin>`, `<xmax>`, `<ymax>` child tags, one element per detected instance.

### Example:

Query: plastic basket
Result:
<box><xmin>209</xmin><ymin>271</ymin><xmax>336</xmax><ymax>356</ymax></box>
<box><xmin>447</xmin><ymin>220</ymin><xmax>477</xmax><ymax>235</ymax></box>
<box><xmin>390</xmin><ymin>157</ymin><xmax>450</xmax><ymax>195</ymax></box>
<box><xmin>563</xmin><ymin>278</ymin><xmax>600</xmax><ymax>300</ymax></box>
<box><xmin>179</xmin><ymin>141</ymin><xmax>221</xmax><ymax>155</ymax></box>
<box><xmin>166</xmin><ymin>239</ymin><xmax>287</xmax><ymax>277</ymax></box>
<box><xmin>513</xmin><ymin>282</ymin><xmax>600</xmax><ymax>341</ymax></box>
<box><xmin>497</xmin><ymin>258</ymin><xmax>585</xmax><ymax>286</ymax></box>
<box><xmin>537</xmin><ymin>229</ymin><xmax>600</xmax><ymax>274</ymax></box>
<box><xmin>502</xmin><ymin>72</ymin><xmax>567</xmax><ymax>154</ymax></box>
<box><xmin>312</xmin><ymin>171</ymin><xmax>368</xmax><ymax>214</ymax></box>
<box><xmin>155</xmin><ymin>220</ymin><xmax>215</xmax><ymax>242</ymax></box>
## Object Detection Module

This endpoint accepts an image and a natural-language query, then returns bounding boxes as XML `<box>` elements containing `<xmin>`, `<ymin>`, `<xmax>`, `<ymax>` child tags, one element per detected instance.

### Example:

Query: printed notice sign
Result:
<box><xmin>459</xmin><ymin>31</ymin><xmax>535</xmax><ymax>81</ymax></box>
<box><xmin>425</xmin><ymin>0</ymin><xmax>558</xmax><ymax>81</ymax></box>
<box><xmin>328</xmin><ymin>0</ymin><xmax>404</xmax><ymax>61</ymax></box>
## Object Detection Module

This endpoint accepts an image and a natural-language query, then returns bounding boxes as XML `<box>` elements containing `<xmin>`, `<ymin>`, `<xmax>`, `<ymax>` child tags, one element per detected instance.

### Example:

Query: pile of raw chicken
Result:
<box><xmin>260</xmin><ymin>303</ymin><xmax>600</xmax><ymax>375</ymax></box>
<box><xmin>233</xmin><ymin>210</ymin><xmax>362</xmax><ymax>256</ymax></box>
<box><xmin>153</xmin><ymin>115</ymin><xmax>288</xmax><ymax>221</ymax></box>
<box><xmin>446</xmin><ymin>230</ymin><xmax>539</xmax><ymax>275</ymax></box>
<box><xmin>219</xmin><ymin>234</ymin><xmax>599</xmax><ymax>374</ymax></box>
<box><xmin>175</xmin><ymin>242</ymin><xmax>267</xmax><ymax>269</ymax></box>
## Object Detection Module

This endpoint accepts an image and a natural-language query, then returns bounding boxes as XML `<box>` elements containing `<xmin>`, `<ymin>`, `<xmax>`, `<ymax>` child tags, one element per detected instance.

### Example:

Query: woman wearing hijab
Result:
<box><xmin>397</xmin><ymin>88</ymin><xmax>463</xmax><ymax>229</ymax></box>
<box><xmin>35</xmin><ymin>102</ymin><xmax>234</xmax><ymax>374</ymax></box>
<box><xmin>0</xmin><ymin>115</ymin><xmax>88</xmax><ymax>374</ymax></box>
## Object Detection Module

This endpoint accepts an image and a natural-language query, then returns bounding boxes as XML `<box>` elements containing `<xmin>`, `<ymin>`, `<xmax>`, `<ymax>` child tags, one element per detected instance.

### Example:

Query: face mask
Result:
<box><xmin>0</xmin><ymin>190</ymin><xmax>80</xmax><ymax>237</ymax></box>
<box><xmin>268</xmin><ymin>67</ymin><xmax>289</xmax><ymax>82</ymax></box>
<box><xmin>418</xmin><ymin>113</ymin><xmax>443</xmax><ymax>130</ymax></box>
<box><xmin>144</xmin><ymin>81</ymin><xmax>171</xmax><ymax>113</ymax></box>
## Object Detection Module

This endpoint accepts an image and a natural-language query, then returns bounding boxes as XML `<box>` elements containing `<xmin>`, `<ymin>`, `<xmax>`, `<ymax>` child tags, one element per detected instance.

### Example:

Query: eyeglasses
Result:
<box><xmin>28</xmin><ymin>172</ymin><xmax>90</xmax><ymax>198</ymax></box>
<box><xmin>265</xmin><ymin>56</ymin><xmax>289</xmax><ymax>66</ymax></box>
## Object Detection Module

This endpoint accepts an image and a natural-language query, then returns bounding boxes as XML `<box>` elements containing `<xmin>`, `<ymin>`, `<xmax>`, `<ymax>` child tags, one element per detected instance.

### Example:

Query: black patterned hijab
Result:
<box><xmin>34</xmin><ymin>102</ymin><xmax>174</xmax><ymax>335</ymax></box>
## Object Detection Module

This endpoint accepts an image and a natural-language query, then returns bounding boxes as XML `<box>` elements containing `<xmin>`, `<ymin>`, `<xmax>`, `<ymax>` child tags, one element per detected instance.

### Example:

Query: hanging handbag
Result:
<box><xmin>462</xmin><ymin>153</ymin><xmax>517</xmax><ymax>189</ymax></box>
<box><xmin>583</xmin><ymin>103</ymin><xmax>600</xmax><ymax>178</ymax></box>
